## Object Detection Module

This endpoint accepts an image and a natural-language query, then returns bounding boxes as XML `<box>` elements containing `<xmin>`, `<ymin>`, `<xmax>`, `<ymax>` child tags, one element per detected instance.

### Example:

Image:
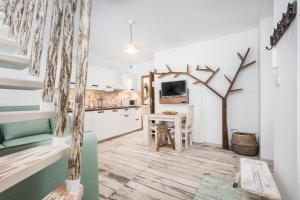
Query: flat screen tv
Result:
<box><xmin>161</xmin><ymin>80</ymin><xmax>186</xmax><ymax>97</ymax></box>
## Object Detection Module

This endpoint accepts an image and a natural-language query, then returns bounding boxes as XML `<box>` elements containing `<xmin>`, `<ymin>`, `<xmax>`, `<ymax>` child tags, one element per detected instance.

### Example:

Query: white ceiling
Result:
<box><xmin>89</xmin><ymin>0</ymin><xmax>272</xmax><ymax>68</ymax></box>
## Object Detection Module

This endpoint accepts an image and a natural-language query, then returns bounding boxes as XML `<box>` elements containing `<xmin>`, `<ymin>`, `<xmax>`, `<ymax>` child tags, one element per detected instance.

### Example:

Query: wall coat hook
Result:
<box><xmin>266</xmin><ymin>1</ymin><xmax>297</xmax><ymax>50</ymax></box>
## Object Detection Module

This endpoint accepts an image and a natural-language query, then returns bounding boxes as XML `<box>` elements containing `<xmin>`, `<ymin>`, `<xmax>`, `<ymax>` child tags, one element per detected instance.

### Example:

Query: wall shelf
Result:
<box><xmin>159</xmin><ymin>89</ymin><xmax>189</xmax><ymax>104</ymax></box>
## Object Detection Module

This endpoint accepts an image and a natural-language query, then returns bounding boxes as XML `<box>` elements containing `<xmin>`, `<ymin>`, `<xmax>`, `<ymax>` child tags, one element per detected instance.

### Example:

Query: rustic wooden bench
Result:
<box><xmin>234</xmin><ymin>158</ymin><xmax>281</xmax><ymax>200</ymax></box>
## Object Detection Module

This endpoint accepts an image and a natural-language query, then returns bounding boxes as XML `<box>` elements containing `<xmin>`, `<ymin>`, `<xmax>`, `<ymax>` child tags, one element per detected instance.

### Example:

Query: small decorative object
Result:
<box><xmin>266</xmin><ymin>1</ymin><xmax>297</xmax><ymax>50</ymax></box>
<box><xmin>231</xmin><ymin>131</ymin><xmax>258</xmax><ymax>156</ymax></box>
<box><xmin>162</xmin><ymin>110</ymin><xmax>177</xmax><ymax>115</ymax></box>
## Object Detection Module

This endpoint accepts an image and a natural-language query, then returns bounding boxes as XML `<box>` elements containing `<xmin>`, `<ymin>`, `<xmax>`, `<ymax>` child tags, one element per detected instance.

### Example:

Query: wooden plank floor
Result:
<box><xmin>97</xmin><ymin>131</ymin><xmax>272</xmax><ymax>200</ymax></box>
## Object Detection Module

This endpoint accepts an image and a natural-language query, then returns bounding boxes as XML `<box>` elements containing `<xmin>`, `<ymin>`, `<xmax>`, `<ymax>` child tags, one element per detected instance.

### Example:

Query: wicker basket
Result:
<box><xmin>231</xmin><ymin>132</ymin><xmax>258</xmax><ymax>156</ymax></box>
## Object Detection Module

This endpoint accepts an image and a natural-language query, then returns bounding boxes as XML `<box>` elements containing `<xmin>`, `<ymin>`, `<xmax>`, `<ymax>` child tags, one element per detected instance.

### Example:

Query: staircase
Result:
<box><xmin>0</xmin><ymin>0</ymin><xmax>92</xmax><ymax>199</ymax></box>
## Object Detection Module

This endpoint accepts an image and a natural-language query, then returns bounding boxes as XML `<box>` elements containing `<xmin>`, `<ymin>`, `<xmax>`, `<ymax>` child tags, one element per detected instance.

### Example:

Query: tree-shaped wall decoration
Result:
<box><xmin>153</xmin><ymin>48</ymin><xmax>256</xmax><ymax>149</ymax></box>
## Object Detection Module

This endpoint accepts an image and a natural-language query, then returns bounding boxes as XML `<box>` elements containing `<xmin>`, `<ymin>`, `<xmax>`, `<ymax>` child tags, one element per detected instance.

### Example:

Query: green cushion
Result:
<box><xmin>1</xmin><ymin>119</ymin><xmax>52</xmax><ymax>141</ymax></box>
<box><xmin>0</xmin><ymin>144</ymin><xmax>4</xmax><ymax>149</ymax></box>
<box><xmin>2</xmin><ymin>134</ymin><xmax>53</xmax><ymax>148</ymax></box>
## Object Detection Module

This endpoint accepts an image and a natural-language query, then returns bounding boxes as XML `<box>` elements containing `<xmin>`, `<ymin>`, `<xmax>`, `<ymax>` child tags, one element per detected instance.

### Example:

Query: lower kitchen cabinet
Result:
<box><xmin>86</xmin><ymin>107</ymin><xmax>141</xmax><ymax>142</ymax></box>
<box><xmin>91</xmin><ymin>110</ymin><xmax>109</xmax><ymax>141</ymax></box>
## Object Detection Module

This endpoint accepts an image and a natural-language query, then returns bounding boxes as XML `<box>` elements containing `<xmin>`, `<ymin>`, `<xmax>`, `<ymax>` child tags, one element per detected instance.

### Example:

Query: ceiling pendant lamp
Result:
<box><xmin>124</xmin><ymin>20</ymin><xmax>139</xmax><ymax>54</ymax></box>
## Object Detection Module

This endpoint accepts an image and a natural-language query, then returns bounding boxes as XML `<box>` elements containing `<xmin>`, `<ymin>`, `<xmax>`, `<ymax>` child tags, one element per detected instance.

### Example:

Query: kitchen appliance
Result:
<box><xmin>122</xmin><ymin>99</ymin><xmax>137</xmax><ymax>107</ymax></box>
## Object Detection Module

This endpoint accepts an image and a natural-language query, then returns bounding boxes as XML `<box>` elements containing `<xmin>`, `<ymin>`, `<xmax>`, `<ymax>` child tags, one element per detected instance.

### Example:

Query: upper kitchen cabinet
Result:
<box><xmin>87</xmin><ymin>65</ymin><xmax>117</xmax><ymax>91</ymax></box>
<box><xmin>71</xmin><ymin>63</ymin><xmax>137</xmax><ymax>92</ymax></box>
<box><xmin>120</xmin><ymin>73</ymin><xmax>137</xmax><ymax>91</ymax></box>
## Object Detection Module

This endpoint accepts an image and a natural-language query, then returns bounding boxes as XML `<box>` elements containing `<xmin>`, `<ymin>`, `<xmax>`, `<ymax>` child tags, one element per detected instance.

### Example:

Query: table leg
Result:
<box><xmin>175</xmin><ymin>117</ymin><xmax>182</xmax><ymax>152</ymax></box>
<box><xmin>143</xmin><ymin>116</ymin><xmax>150</xmax><ymax>146</ymax></box>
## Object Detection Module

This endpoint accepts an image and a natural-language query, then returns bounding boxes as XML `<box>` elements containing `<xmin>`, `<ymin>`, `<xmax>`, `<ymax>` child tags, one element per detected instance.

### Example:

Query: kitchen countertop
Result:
<box><xmin>67</xmin><ymin>106</ymin><xmax>140</xmax><ymax>113</ymax></box>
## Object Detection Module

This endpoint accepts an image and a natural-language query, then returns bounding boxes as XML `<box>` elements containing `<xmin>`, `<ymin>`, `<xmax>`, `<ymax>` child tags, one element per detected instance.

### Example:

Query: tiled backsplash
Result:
<box><xmin>66</xmin><ymin>89</ymin><xmax>140</xmax><ymax>109</ymax></box>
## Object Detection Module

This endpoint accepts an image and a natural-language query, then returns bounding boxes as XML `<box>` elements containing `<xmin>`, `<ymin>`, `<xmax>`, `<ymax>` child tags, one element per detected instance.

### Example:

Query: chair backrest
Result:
<box><xmin>185</xmin><ymin>105</ymin><xmax>194</xmax><ymax>130</ymax></box>
<box><xmin>141</xmin><ymin>105</ymin><xmax>151</xmax><ymax>118</ymax></box>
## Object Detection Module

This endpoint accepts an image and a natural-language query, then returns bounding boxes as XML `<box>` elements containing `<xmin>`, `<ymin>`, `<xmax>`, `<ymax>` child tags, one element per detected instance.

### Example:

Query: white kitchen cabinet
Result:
<box><xmin>131</xmin><ymin>107</ymin><xmax>142</xmax><ymax>130</ymax></box>
<box><xmin>108</xmin><ymin>109</ymin><xmax>124</xmax><ymax>137</ymax></box>
<box><xmin>86</xmin><ymin>107</ymin><xmax>142</xmax><ymax>142</ymax></box>
<box><xmin>86</xmin><ymin>65</ymin><xmax>117</xmax><ymax>91</ymax></box>
<box><xmin>91</xmin><ymin>110</ymin><xmax>109</xmax><ymax>141</ymax></box>
<box><xmin>84</xmin><ymin>111</ymin><xmax>92</xmax><ymax>132</ymax></box>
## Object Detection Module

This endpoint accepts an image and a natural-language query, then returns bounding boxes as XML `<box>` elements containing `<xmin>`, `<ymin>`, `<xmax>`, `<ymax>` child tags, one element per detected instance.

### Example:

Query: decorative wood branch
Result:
<box><xmin>224</xmin><ymin>74</ymin><xmax>232</xmax><ymax>84</ymax></box>
<box><xmin>153</xmin><ymin>48</ymin><xmax>256</xmax><ymax>150</ymax></box>
<box><xmin>68</xmin><ymin>0</ymin><xmax>92</xmax><ymax>181</ymax></box>
<box><xmin>55</xmin><ymin>0</ymin><xmax>77</xmax><ymax>138</ymax></box>
<box><xmin>230</xmin><ymin>88</ymin><xmax>243</xmax><ymax>93</ymax></box>
<box><xmin>206</xmin><ymin>67</ymin><xmax>220</xmax><ymax>84</ymax></box>
<box><xmin>18</xmin><ymin>0</ymin><xmax>35</xmax><ymax>55</ymax></box>
<box><xmin>42</xmin><ymin>0</ymin><xmax>64</xmax><ymax>102</ymax></box>
<box><xmin>242</xmin><ymin>61</ymin><xmax>256</xmax><ymax>70</ymax></box>
<box><xmin>29</xmin><ymin>0</ymin><xmax>48</xmax><ymax>76</ymax></box>
<box><xmin>266</xmin><ymin>1</ymin><xmax>297</xmax><ymax>50</ymax></box>
<box><xmin>196</xmin><ymin>65</ymin><xmax>214</xmax><ymax>73</ymax></box>
<box><xmin>155</xmin><ymin>64</ymin><xmax>223</xmax><ymax>99</ymax></box>
<box><xmin>9</xmin><ymin>0</ymin><xmax>24</xmax><ymax>39</ymax></box>
<box><xmin>237</xmin><ymin>52</ymin><xmax>243</xmax><ymax>61</ymax></box>
<box><xmin>221</xmin><ymin>48</ymin><xmax>256</xmax><ymax>149</ymax></box>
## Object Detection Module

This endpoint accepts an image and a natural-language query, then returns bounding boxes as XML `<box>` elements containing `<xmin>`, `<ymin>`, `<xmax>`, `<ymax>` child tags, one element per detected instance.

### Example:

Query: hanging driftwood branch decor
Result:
<box><xmin>42</xmin><ymin>0</ymin><xmax>64</xmax><ymax>102</ymax></box>
<box><xmin>29</xmin><ymin>0</ymin><xmax>48</xmax><ymax>76</ymax></box>
<box><xmin>68</xmin><ymin>0</ymin><xmax>92</xmax><ymax>180</ymax></box>
<box><xmin>18</xmin><ymin>0</ymin><xmax>35</xmax><ymax>55</ymax></box>
<box><xmin>55</xmin><ymin>0</ymin><xmax>78</xmax><ymax>138</ymax></box>
<box><xmin>9</xmin><ymin>0</ymin><xmax>24</xmax><ymax>39</ymax></box>
<box><xmin>3</xmin><ymin>0</ymin><xmax>17</xmax><ymax>27</ymax></box>
<box><xmin>154</xmin><ymin>48</ymin><xmax>256</xmax><ymax>149</ymax></box>
<box><xmin>1</xmin><ymin>1</ymin><xmax>9</xmax><ymax>20</ymax></box>
<box><xmin>266</xmin><ymin>1</ymin><xmax>297</xmax><ymax>50</ymax></box>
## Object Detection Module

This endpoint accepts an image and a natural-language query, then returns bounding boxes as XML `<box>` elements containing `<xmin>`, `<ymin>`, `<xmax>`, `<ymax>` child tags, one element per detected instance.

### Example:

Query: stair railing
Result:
<box><xmin>66</xmin><ymin>0</ymin><xmax>92</xmax><ymax>192</ymax></box>
<box><xmin>18</xmin><ymin>0</ymin><xmax>35</xmax><ymax>55</ymax></box>
<box><xmin>0</xmin><ymin>0</ymin><xmax>93</xmax><ymax>196</ymax></box>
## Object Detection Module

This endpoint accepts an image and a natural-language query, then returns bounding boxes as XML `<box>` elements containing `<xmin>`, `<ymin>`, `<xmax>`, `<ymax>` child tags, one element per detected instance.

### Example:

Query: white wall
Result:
<box><xmin>272</xmin><ymin>0</ymin><xmax>298</xmax><ymax>199</ymax></box>
<box><xmin>259</xmin><ymin>17</ymin><xmax>274</xmax><ymax>160</ymax></box>
<box><xmin>129</xmin><ymin>60</ymin><xmax>154</xmax><ymax>92</ymax></box>
<box><xmin>154</xmin><ymin>29</ymin><xmax>259</xmax><ymax>144</ymax></box>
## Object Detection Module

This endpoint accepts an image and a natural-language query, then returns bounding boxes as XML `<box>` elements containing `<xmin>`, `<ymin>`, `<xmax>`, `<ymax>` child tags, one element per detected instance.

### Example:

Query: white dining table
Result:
<box><xmin>143</xmin><ymin>113</ymin><xmax>186</xmax><ymax>152</ymax></box>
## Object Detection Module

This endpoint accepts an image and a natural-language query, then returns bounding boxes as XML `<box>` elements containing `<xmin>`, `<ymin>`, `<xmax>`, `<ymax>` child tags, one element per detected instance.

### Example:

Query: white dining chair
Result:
<box><xmin>141</xmin><ymin>105</ymin><xmax>161</xmax><ymax>144</ymax></box>
<box><xmin>169</xmin><ymin>105</ymin><xmax>194</xmax><ymax>149</ymax></box>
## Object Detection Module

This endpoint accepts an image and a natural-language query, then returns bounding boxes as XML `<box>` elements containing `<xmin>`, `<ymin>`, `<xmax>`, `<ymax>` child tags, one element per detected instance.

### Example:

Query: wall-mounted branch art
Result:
<box><xmin>153</xmin><ymin>48</ymin><xmax>256</xmax><ymax>150</ymax></box>
<box><xmin>266</xmin><ymin>1</ymin><xmax>297</xmax><ymax>50</ymax></box>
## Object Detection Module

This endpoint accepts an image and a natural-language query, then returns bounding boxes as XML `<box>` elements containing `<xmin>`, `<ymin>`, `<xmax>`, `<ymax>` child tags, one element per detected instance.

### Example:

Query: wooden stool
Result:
<box><xmin>156</xmin><ymin>125</ymin><xmax>175</xmax><ymax>151</ymax></box>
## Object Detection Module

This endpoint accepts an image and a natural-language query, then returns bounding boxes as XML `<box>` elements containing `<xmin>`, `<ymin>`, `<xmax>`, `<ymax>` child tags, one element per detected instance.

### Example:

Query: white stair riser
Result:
<box><xmin>0</xmin><ymin>25</ymin><xmax>9</xmax><ymax>38</ymax></box>
<box><xmin>0</xmin><ymin>53</ymin><xmax>29</xmax><ymax>70</ymax></box>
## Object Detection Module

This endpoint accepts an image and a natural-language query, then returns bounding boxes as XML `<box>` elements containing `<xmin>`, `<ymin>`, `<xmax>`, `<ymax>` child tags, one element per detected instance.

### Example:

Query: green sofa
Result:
<box><xmin>0</xmin><ymin>116</ymin><xmax>99</xmax><ymax>200</ymax></box>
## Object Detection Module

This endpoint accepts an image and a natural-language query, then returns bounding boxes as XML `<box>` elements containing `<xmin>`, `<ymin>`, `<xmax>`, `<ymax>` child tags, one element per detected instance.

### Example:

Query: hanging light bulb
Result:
<box><xmin>124</xmin><ymin>20</ymin><xmax>139</xmax><ymax>54</ymax></box>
